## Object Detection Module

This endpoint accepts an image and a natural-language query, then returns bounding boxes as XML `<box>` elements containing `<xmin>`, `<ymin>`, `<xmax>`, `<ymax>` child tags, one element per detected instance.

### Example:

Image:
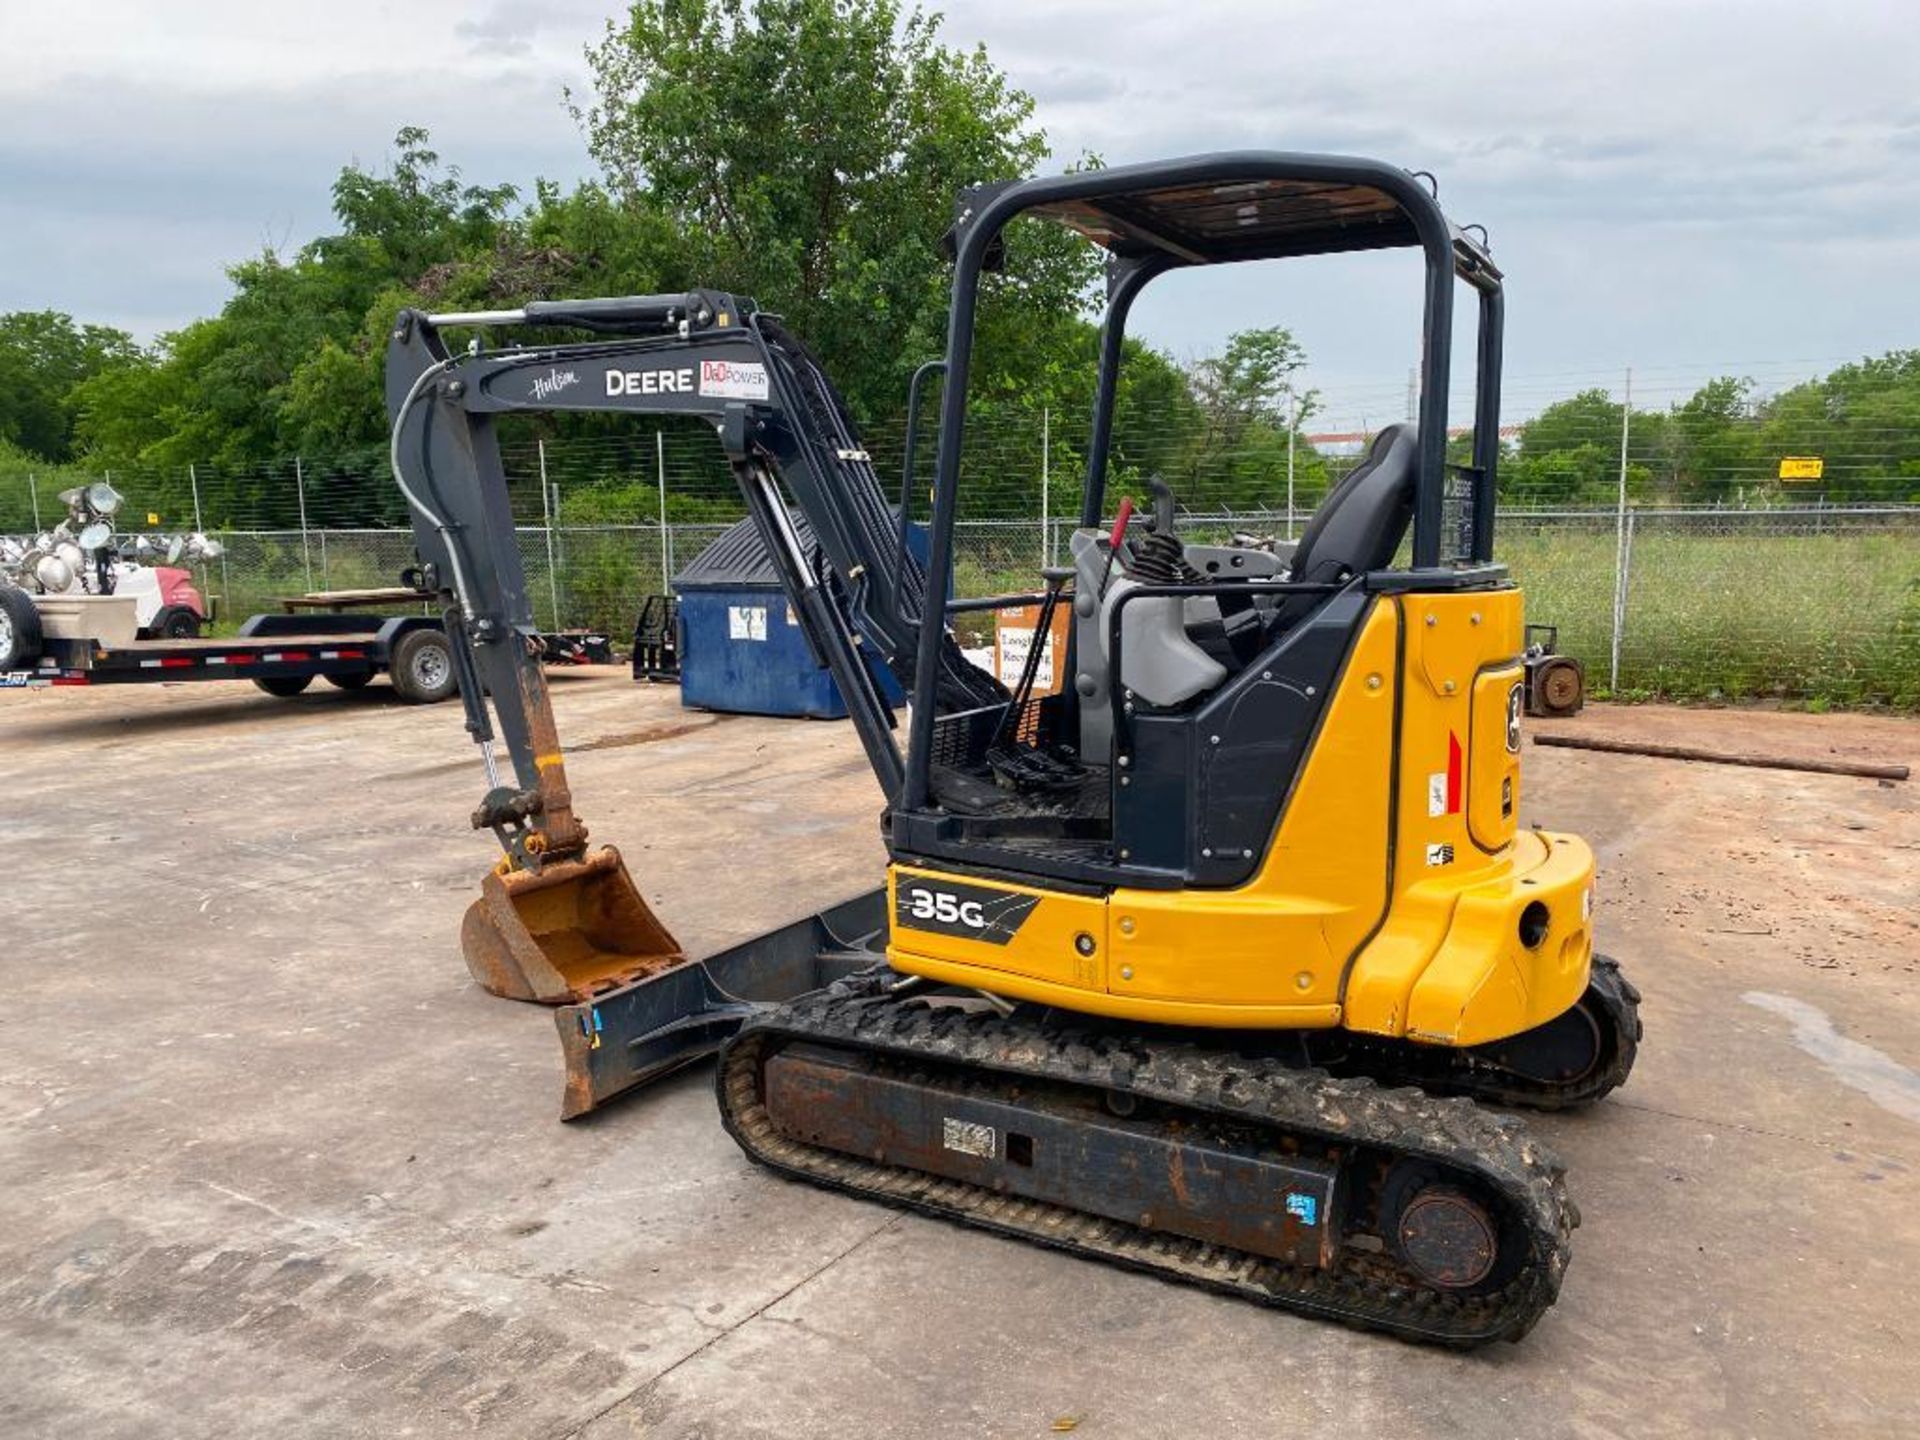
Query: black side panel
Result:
<box><xmin>1113</xmin><ymin>588</ymin><xmax>1371</xmax><ymax>887</ymax></box>
<box><xmin>1116</xmin><ymin>718</ymin><xmax>1190</xmax><ymax>872</ymax></box>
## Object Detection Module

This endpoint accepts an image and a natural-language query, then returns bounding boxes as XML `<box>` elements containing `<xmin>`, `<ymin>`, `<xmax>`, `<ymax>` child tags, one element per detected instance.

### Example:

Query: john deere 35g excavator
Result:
<box><xmin>387</xmin><ymin>151</ymin><xmax>1640</xmax><ymax>1346</ymax></box>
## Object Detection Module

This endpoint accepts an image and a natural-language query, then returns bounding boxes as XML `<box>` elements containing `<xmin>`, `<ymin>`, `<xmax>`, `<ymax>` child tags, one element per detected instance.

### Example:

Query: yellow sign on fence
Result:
<box><xmin>1778</xmin><ymin>457</ymin><xmax>1824</xmax><ymax>481</ymax></box>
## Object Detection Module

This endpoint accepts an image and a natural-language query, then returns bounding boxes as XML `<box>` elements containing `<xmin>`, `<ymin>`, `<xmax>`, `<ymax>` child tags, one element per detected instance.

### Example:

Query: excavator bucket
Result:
<box><xmin>460</xmin><ymin>844</ymin><xmax>685</xmax><ymax>1004</ymax></box>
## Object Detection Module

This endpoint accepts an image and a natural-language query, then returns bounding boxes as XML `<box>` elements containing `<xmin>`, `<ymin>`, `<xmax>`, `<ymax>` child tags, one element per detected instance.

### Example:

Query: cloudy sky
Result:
<box><xmin>7</xmin><ymin>0</ymin><xmax>1919</xmax><ymax>420</ymax></box>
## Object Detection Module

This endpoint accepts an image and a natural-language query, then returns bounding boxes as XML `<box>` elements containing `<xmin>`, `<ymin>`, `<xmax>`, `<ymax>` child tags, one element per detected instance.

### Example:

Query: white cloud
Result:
<box><xmin>6</xmin><ymin>0</ymin><xmax>1919</xmax><ymax>419</ymax></box>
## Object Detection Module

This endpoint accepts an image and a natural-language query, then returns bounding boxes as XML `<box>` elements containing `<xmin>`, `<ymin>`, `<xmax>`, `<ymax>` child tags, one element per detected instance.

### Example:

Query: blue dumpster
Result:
<box><xmin>672</xmin><ymin>514</ymin><xmax>908</xmax><ymax>718</ymax></box>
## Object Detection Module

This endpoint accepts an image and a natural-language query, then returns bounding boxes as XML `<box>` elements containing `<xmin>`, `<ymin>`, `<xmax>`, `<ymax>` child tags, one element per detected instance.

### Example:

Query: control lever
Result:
<box><xmin>1098</xmin><ymin>495</ymin><xmax>1135</xmax><ymax>597</ymax></box>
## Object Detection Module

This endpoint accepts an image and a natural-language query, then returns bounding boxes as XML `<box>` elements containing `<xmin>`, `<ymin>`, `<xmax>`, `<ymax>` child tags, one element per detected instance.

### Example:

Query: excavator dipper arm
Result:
<box><xmin>382</xmin><ymin>292</ymin><xmax>959</xmax><ymax>1076</ymax></box>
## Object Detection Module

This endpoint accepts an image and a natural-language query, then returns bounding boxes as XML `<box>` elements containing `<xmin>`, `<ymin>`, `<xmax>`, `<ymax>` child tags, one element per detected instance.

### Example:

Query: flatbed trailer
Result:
<box><xmin>1</xmin><ymin>612</ymin><xmax>459</xmax><ymax>703</ymax></box>
<box><xmin>273</xmin><ymin>587</ymin><xmax>617</xmax><ymax>667</ymax></box>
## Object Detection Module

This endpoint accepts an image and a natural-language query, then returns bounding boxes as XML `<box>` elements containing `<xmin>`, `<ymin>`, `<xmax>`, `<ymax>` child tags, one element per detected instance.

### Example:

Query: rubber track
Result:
<box><xmin>718</xmin><ymin>973</ymin><xmax>1578</xmax><ymax>1346</ymax></box>
<box><xmin>1386</xmin><ymin>955</ymin><xmax>1643</xmax><ymax>1112</ymax></box>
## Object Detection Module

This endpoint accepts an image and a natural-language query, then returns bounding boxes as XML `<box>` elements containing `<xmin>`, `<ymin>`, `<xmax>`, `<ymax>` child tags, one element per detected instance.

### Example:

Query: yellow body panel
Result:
<box><xmin>1104</xmin><ymin>601</ymin><xmax>1399</xmax><ymax>1011</ymax></box>
<box><xmin>887</xmin><ymin>585</ymin><xmax>1596</xmax><ymax>1049</ymax></box>
<box><xmin>887</xmin><ymin>866</ymin><xmax>1108</xmax><ymax>992</ymax></box>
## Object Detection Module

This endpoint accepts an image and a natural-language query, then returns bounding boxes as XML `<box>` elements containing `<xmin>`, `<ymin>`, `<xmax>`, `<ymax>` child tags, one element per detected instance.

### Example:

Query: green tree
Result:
<box><xmin>1756</xmin><ymin>352</ymin><xmax>1920</xmax><ymax>502</ymax></box>
<box><xmin>1177</xmin><ymin>326</ymin><xmax>1320</xmax><ymax>510</ymax></box>
<box><xmin>1505</xmin><ymin>388</ymin><xmax>1660</xmax><ymax>505</ymax></box>
<box><xmin>1662</xmin><ymin>375</ymin><xmax>1757</xmax><ymax>500</ymax></box>
<box><xmin>574</xmin><ymin>0</ymin><xmax>1100</xmax><ymax>425</ymax></box>
<box><xmin>0</xmin><ymin>311</ymin><xmax>145</xmax><ymax>461</ymax></box>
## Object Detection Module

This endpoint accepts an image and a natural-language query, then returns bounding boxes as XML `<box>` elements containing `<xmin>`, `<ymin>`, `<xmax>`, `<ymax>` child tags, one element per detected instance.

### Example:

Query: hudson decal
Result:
<box><xmin>530</xmin><ymin>367</ymin><xmax>579</xmax><ymax>402</ymax></box>
<box><xmin>895</xmin><ymin>877</ymin><xmax>1039</xmax><ymax>945</ymax></box>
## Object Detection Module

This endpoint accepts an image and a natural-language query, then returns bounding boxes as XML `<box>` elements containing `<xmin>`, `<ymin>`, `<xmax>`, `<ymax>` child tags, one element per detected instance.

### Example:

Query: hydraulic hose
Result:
<box><xmin>387</xmin><ymin>352</ymin><xmax>476</xmax><ymax>624</ymax></box>
<box><xmin>387</xmin><ymin>351</ymin><xmax>502</xmax><ymax>787</ymax></box>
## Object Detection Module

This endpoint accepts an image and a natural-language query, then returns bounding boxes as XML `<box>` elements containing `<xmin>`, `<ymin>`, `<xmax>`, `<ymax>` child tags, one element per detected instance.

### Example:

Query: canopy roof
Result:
<box><xmin>1027</xmin><ymin>176</ymin><xmax>1424</xmax><ymax>265</ymax></box>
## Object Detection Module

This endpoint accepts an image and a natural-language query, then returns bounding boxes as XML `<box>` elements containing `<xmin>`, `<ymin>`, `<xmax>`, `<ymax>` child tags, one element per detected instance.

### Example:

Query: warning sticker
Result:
<box><xmin>942</xmin><ymin>1117</ymin><xmax>996</xmax><ymax>1159</ymax></box>
<box><xmin>1425</xmin><ymin>842</ymin><xmax>1455</xmax><ymax>867</ymax></box>
<box><xmin>699</xmin><ymin>359</ymin><xmax>770</xmax><ymax>401</ymax></box>
<box><xmin>727</xmin><ymin>604</ymin><xmax>768</xmax><ymax>641</ymax></box>
<box><xmin>1427</xmin><ymin>733</ymin><xmax>1465</xmax><ymax>816</ymax></box>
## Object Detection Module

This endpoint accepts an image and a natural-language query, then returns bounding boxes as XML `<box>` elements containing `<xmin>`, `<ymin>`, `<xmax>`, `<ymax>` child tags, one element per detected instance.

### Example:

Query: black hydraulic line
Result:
<box><xmin>522</xmin><ymin>293</ymin><xmax>707</xmax><ymax>333</ymax></box>
<box><xmin>945</xmin><ymin>593</ymin><xmax>1055</xmax><ymax>614</ymax></box>
<box><xmin>986</xmin><ymin>581</ymin><xmax>1065</xmax><ymax>755</ymax></box>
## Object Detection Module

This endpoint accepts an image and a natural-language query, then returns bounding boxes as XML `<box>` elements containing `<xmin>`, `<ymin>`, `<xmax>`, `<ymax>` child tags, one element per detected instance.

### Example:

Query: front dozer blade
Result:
<box><xmin>461</xmin><ymin>844</ymin><xmax>685</xmax><ymax>1004</ymax></box>
<box><xmin>555</xmin><ymin>887</ymin><xmax>886</xmax><ymax>1119</ymax></box>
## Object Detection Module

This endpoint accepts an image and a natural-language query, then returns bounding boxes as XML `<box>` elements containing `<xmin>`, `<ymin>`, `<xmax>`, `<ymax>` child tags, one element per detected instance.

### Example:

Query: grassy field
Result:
<box><xmin>951</xmin><ymin>517</ymin><xmax>1919</xmax><ymax>709</ymax></box>
<box><xmin>1501</xmin><ymin>521</ymin><xmax>1919</xmax><ymax>708</ymax></box>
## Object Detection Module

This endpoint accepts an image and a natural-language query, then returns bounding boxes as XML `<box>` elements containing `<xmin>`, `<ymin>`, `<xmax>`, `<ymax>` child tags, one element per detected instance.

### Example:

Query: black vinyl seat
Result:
<box><xmin>1266</xmin><ymin>423</ymin><xmax>1418</xmax><ymax>633</ymax></box>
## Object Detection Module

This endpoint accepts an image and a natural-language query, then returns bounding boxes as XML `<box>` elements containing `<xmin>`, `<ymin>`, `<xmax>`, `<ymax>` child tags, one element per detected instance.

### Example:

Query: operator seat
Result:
<box><xmin>1268</xmin><ymin>423</ymin><xmax>1419</xmax><ymax>632</ymax></box>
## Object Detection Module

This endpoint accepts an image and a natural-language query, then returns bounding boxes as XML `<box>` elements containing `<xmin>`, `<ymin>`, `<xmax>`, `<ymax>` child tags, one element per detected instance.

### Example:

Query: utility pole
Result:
<box><xmin>1040</xmin><ymin>406</ymin><xmax>1051</xmax><ymax>568</ymax></box>
<box><xmin>656</xmin><ymin>430</ymin><xmax>673</xmax><ymax>589</ymax></box>
<box><xmin>551</xmin><ymin>472</ymin><xmax>564</xmax><ymax>627</ymax></box>
<box><xmin>189</xmin><ymin>463</ymin><xmax>210</xmax><ymax>614</ymax></box>
<box><xmin>28</xmin><ymin>472</ymin><xmax>40</xmax><ymax>531</ymax></box>
<box><xmin>294</xmin><ymin>456</ymin><xmax>314</xmax><ymax>593</ymax></box>
<box><xmin>1609</xmin><ymin>367</ymin><xmax>1633</xmax><ymax>693</ymax></box>
<box><xmin>1284</xmin><ymin>385</ymin><xmax>1299</xmax><ymax>539</ymax></box>
<box><xmin>538</xmin><ymin>440</ymin><xmax>562</xmax><ymax>631</ymax></box>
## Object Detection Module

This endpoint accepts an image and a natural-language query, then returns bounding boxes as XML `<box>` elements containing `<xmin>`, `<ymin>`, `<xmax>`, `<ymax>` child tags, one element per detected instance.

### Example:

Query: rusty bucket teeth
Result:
<box><xmin>460</xmin><ymin>844</ymin><xmax>686</xmax><ymax>1004</ymax></box>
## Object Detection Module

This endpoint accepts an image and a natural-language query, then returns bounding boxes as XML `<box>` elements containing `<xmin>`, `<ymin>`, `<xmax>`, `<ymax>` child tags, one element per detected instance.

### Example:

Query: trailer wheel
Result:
<box><xmin>154</xmin><ymin>607</ymin><xmax>202</xmax><ymax>640</ymax></box>
<box><xmin>390</xmin><ymin>629</ymin><xmax>457</xmax><ymax>704</ymax></box>
<box><xmin>0</xmin><ymin>588</ymin><xmax>43</xmax><ymax>669</ymax></box>
<box><xmin>253</xmin><ymin>675</ymin><xmax>313</xmax><ymax>698</ymax></box>
<box><xmin>324</xmin><ymin>671</ymin><xmax>374</xmax><ymax>691</ymax></box>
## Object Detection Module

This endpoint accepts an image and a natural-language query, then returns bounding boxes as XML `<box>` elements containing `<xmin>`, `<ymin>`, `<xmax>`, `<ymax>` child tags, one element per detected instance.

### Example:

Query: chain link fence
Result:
<box><xmin>3</xmin><ymin>370</ymin><xmax>1917</xmax><ymax>706</ymax></box>
<box><xmin>153</xmin><ymin>503</ymin><xmax>1917</xmax><ymax>709</ymax></box>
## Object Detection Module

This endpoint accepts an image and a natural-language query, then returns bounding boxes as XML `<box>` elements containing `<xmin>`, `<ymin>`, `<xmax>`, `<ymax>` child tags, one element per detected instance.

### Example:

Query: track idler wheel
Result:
<box><xmin>1394</xmin><ymin>1186</ymin><xmax>1501</xmax><ymax>1290</ymax></box>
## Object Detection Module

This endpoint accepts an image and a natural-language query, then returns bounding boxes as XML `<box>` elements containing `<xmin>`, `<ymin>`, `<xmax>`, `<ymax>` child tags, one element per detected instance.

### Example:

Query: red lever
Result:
<box><xmin>1097</xmin><ymin>496</ymin><xmax>1135</xmax><ymax>594</ymax></box>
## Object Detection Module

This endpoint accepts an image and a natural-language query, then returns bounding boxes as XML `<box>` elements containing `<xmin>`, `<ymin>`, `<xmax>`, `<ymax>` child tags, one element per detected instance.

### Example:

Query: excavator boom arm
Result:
<box><xmin>385</xmin><ymin>293</ymin><xmax>993</xmax><ymax>867</ymax></box>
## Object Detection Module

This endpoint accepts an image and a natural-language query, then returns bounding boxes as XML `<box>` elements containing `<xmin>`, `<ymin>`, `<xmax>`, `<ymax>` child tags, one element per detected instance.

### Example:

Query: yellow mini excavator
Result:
<box><xmin>386</xmin><ymin>151</ymin><xmax>1640</xmax><ymax>1346</ymax></box>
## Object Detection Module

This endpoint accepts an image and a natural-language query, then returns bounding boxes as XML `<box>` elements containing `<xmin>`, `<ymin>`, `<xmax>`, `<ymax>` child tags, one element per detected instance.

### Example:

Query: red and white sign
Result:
<box><xmin>698</xmin><ymin>360</ymin><xmax>770</xmax><ymax>402</ymax></box>
<box><xmin>1427</xmin><ymin>732</ymin><xmax>1464</xmax><ymax>818</ymax></box>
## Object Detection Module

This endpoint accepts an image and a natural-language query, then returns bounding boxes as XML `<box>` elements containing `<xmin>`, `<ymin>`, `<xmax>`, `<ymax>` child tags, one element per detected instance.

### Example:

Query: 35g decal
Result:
<box><xmin>894</xmin><ymin>878</ymin><xmax>1039</xmax><ymax>946</ymax></box>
